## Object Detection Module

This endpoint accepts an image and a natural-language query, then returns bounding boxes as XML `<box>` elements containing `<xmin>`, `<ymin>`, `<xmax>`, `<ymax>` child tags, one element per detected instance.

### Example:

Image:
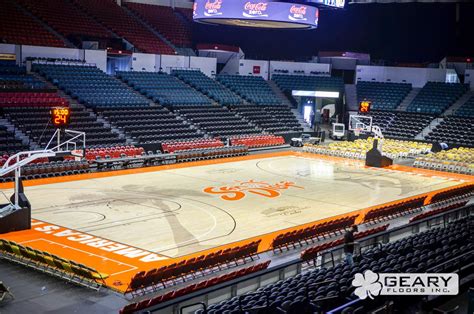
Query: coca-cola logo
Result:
<box><xmin>243</xmin><ymin>1</ymin><xmax>268</xmax><ymax>17</ymax></box>
<box><xmin>288</xmin><ymin>4</ymin><xmax>307</xmax><ymax>21</ymax></box>
<box><xmin>205</xmin><ymin>0</ymin><xmax>222</xmax><ymax>10</ymax></box>
<box><xmin>204</xmin><ymin>0</ymin><xmax>223</xmax><ymax>16</ymax></box>
<box><xmin>290</xmin><ymin>5</ymin><xmax>307</xmax><ymax>15</ymax></box>
<box><xmin>244</xmin><ymin>2</ymin><xmax>268</xmax><ymax>12</ymax></box>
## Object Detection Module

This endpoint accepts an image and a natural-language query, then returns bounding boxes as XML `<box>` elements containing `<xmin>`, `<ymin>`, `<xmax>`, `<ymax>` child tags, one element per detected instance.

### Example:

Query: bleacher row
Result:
<box><xmin>121</xmin><ymin>261</ymin><xmax>271</xmax><ymax>314</ymax></box>
<box><xmin>0</xmin><ymin>239</ymin><xmax>108</xmax><ymax>289</ymax></box>
<box><xmin>126</xmin><ymin>240</ymin><xmax>262</xmax><ymax>295</ymax></box>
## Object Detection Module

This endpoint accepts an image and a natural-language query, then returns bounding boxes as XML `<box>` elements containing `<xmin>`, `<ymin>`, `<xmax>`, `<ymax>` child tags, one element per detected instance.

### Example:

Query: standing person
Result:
<box><xmin>344</xmin><ymin>225</ymin><xmax>358</xmax><ymax>265</ymax></box>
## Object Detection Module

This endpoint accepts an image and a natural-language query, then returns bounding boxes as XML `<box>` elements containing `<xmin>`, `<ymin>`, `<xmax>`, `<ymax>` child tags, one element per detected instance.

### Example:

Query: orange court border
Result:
<box><xmin>1</xmin><ymin>151</ymin><xmax>472</xmax><ymax>293</ymax></box>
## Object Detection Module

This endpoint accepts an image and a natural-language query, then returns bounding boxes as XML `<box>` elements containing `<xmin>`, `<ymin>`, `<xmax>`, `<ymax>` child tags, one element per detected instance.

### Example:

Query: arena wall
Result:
<box><xmin>356</xmin><ymin>65</ymin><xmax>447</xmax><ymax>87</ymax></box>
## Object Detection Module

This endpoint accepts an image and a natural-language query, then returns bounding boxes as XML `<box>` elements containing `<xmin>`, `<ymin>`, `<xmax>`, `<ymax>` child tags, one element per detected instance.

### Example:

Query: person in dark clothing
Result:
<box><xmin>344</xmin><ymin>225</ymin><xmax>358</xmax><ymax>265</ymax></box>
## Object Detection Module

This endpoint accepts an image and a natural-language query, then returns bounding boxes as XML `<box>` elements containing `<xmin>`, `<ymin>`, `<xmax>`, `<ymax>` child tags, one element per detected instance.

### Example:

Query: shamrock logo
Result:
<box><xmin>352</xmin><ymin>270</ymin><xmax>382</xmax><ymax>300</ymax></box>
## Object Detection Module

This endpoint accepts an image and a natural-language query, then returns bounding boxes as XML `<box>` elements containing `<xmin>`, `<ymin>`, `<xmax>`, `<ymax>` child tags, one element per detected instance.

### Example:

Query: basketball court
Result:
<box><xmin>0</xmin><ymin>151</ymin><xmax>471</xmax><ymax>292</ymax></box>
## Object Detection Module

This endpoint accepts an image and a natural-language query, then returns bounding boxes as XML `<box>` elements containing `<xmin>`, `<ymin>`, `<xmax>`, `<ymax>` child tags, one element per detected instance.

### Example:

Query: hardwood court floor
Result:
<box><xmin>6</xmin><ymin>153</ymin><xmax>463</xmax><ymax>258</ymax></box>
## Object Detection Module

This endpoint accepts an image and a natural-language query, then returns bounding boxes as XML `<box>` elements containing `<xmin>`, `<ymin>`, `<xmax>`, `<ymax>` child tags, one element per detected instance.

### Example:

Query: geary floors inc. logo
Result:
<box><xmin>352</xmin><ymin>270</ymin><xmax>458</xmax><ymax>299</ymax></box>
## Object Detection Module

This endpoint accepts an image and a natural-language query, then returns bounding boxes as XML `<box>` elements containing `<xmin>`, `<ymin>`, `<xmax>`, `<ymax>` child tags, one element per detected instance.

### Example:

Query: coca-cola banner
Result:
<box><xmin>193</xmin><ymin>0</ymin><xmax>319</xmax><ymax>29</ymax></box>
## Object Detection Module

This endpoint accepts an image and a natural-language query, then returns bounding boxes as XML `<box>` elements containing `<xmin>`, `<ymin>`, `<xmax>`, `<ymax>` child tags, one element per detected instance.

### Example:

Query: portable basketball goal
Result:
<box><xmin>348</xmin><ymin>115</ymin><xmax>384</xmax><ymax>139</ymax></box>
<box><xmin>0</xmin><ymin>129</ymin><xmax>85</xmax><ymax>217</ymax></box>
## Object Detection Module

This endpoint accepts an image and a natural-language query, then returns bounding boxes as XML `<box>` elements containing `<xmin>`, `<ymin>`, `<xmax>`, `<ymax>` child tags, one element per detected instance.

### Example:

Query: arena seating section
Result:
<box><xmin>125</xmin><ymin>3</ymin><xmax>192</xmax><ymax>47</ymax></box>
<box><xmin>407</xmin><ymin>82</ymin><xmax>467</xmax><ymax>114</ymax></box>
<box><xmin>175</xmin><ymin>145</ymin><xmax>248</xmax><ymax>162</ymax></box>
<box><xmin>121</xmin><ymin>261</ymin><xmax>271</xmax><ymax>314</ymax></box>
<box><xmin>455</xmin><ymin>96</ymin><xmax>474</xmax><ymax>117</ymax></box>
<box><xmin>414</xmin><ymin>147</ymin><xmax>473</xmax><ymax>174</ymax></box>
<box><xmin>3</xmin><ymin>106</ymin><xmax>125</xmax><ymax>147</ymax></box>
<box><xmin>98</xmin><ymin>106</ymin><xmax>202</xmax><ymax>145</ymax></box>
<box><xmin>117</xmin><ymin>71</ymin><xmax>210</xmax><ymax>106</ymax></box>
<box><xmin>0</xmin><ymin>239</ymin><xmax>108</xmax><ymax>289</ymax></box>
<box><xmin>0</xmin><ymin>61</ymin><xmax>47</xmax><ymax>90</ymax></box>
<box><xmin>218</xmin><ymin>75</ymin><xmax>282</xmax><ymax>105</ymax></box>
<box><xmin>196</xmin><ymin>216</ymin><xmax>472</xmax><ymax>314</ymax></box>
<box><xmin>0</xmin><ymin>126</ymin><xmax>28</xmax><ymax>156</ymax></box>
<box><xmin>230</xmin><ymin>135</ymin><xmax>285</xmax><ymax>149</ymax></box>
<box><xmin>425</xmin><ymin>116</ymin><xmax>474</xmax><ymax>147</ymax></box>
<box><xmin>17</xmin><ymin>0</ymin><xmax>113</xmax><ymax>41</ymax></box>
<box><xmin>0</xmin><ymin>92</ymin><xmax>67</xmax><ymax>107</ymax></box>
<box><xmin>72</xmin><ymin>0</ymin><xmax>174</xmax><ymax>54</ymax></box>
<box><xmin>34</xmin><ymin>64</ymin><xmax>149</xmax><ymax>108</ymax></box>
<box><xmin>231</xmin><ymin>104</ymin><xmax>303</xmax><ymax>133</ymax></box>
<box><xmin>368</xmin><ymin>111</ymin><xmax>434</xmax><ymax>139</ymax></box>
<box><xmin>356</xmin><ymin>81</ymin><xmax>412</xmax><ymax>111</ymax></box>
<box><xmin>85</xmin><ymin>145</ymin><xmax>144</xmax><ymax>161</ymax></box>
<box><xmin>172</xmin><ymin>70</ymin><xmax>243</xmax><ymax>106</ymax></box>
<box><xmin>161</xmin><ymin>139</ymin><xmax>223</xmax><ymax>153</ymax></box>
<box><xmin>126</xmin><ymin>240</ymin><xmax>262</xmax><ymax>296</ymax></box>
<box><xmin>0</xmin><ymin>0</ymin><xmax>65</xmax><ymax>47</ymax></box>
<box><xmin>175</xmin><ymin>105</ymin><xmax>260</xmax><ymax>137</ymax></box>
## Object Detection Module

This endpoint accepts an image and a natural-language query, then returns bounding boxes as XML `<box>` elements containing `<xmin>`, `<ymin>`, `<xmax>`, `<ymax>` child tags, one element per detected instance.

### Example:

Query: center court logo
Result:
<box><xmin>352</xmin><ymin>270</ymin><xmax>459</xmax><ymax>299</ymax></box>
<box><xmin>203</xmin><ymin>180</ymin><xmax>303</xmax><ymax>201</ymax></box>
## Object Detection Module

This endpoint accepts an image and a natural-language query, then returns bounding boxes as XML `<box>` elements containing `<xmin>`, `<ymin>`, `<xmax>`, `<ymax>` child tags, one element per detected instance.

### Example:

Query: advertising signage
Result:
<box><xmin>193</xmin><ymin>0</ymin><xmax>319</xmax><ymax>29</ymax></box>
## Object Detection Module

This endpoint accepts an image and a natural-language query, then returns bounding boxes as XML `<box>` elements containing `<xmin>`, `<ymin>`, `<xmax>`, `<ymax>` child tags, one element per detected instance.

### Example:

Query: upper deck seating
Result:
<box><xmin>0</xmin><ymin>0</ymin><xmax>65</xmax><ymax>47</ymax></box>
<box><xmin>125</xmin><ymin>3</ymin><xmax>192</xmax><ymax>47</ymax></box>
<box><xmin>72</xmin><ymin>0</ymin><xmax>174</xmax><ymax>54</ymax></box>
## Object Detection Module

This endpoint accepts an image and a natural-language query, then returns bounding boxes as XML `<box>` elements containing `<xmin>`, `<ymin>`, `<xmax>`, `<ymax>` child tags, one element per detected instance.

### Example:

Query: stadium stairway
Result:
<box><xmin>12</xmin><ymin>0</ymin><xmax>75</xmax><ymax>48</ymax></box>
<box><xmin>291</xmin><ymin>108</ymin><xmax>313</xmax><ymax>132</ymax></box>
<box><xmin>0</xmin><ymin>115</ymin><xmax>31</xmax><ymax>152</ymax></box>
<box><xmin>443</xmin><ymin>90</ymin><xmax>474</xmax><ymax>116</ymax></box>
<box><xmin>396</xmin><ymin>87</ymin><xmax>421</xmax><ymax>111</ymax></box>
<box><xmin>267</xmin><ymin>80</ymin><xmax>294</xmax><ymax>108</ymax></box>
<box><xmin>344</xmin><ymin>84</ymin><xmax>358</xmax><ymax>111</ymax></box>
<box><xmin>93</xmin><ymin>111</ymin><xmax>132</xmax><ymax>145</ymax></box>
<box><xmin>121</xmin><ymin>5</ymin><xmax>177</xmax><ymax>55</ymax></box>
<box><xmin>415</xmin><ymin>117</ymin><xmax>444</xmax><ymax>140</ymax></box>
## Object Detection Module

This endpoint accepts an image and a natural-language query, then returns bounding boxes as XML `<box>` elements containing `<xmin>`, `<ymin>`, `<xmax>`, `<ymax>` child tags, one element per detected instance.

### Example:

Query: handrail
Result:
<box><xmin>179</xmin><ymin>302</ymin><xmax>206</xmax><ymax>314</ymax></box>
<box><xmin>426</xmin><ymin>250</ymin><xmax>474</xmax><ymax>273</ymax></box>
<box><xmin>238</xmin><ymin>291</ymin><xmax>269</xmax><ymax>312</ymax></box>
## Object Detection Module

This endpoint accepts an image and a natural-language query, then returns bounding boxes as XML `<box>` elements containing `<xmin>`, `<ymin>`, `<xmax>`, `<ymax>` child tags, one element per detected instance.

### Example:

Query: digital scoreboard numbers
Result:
<box><xmin>359</xmin><ymin>100</ymin><xmax>371</xmax><ymax>113</ymax></box>
<box><xmin>51</xmin><ymin>107</ymin><xmax>71</xmax><ymax>128</ymax></box>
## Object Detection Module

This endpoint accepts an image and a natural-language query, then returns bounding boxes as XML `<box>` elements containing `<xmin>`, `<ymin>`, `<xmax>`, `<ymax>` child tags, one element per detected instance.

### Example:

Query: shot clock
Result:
<box><xmin>359</xmin><ymin>100</ymin><xmax>371</xmax><ymax>114</ymax></box>
<box><xmin>51</xmin><ymin>107</ymin><xmax>71</xmax><ymax>128</ymax></box>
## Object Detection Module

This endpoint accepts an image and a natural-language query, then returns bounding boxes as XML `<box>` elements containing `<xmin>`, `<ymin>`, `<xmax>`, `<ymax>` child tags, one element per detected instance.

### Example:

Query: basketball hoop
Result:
<box><xmin>354</xmin><ymin>128</ymin><xmax>362</xmax><ymax>137</ymax></box>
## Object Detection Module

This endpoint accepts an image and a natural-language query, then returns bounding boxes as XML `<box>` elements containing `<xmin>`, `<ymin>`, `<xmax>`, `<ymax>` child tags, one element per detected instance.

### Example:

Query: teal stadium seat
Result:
<box><xmin>172</xmin><ymin>69</ymin><xmax>242</xmax><ymax>106</ymax></box>
<box><xmin>406</xmin><ymin>82</ymin><xmax>468</xmax><ymax>115</ymax></box>
<box><xmin>33</xmin><ymin>64</ymin><xmax>149</xmax><ymax>108</ymax></box>
<box><xmin>356</xmin><ymin>81</ymin><xmax>412</xmax><ymax>111</ymax></box>
<box><xmin>217</xmin><ymin>75</ymin><xmax>282</xmax><ymax>106</ymax></box>
<box><xmin>117</xmin><ymin>71</ymin><xmax>211</xmax><ymax>107</ymax></box>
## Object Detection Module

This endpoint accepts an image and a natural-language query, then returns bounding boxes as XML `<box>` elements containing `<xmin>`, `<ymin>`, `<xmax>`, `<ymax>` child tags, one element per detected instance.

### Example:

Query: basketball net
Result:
<box><xmin>354</xmin><ymin>128</ymin><xmax>361</xmax><ymax>136</ymax></box>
